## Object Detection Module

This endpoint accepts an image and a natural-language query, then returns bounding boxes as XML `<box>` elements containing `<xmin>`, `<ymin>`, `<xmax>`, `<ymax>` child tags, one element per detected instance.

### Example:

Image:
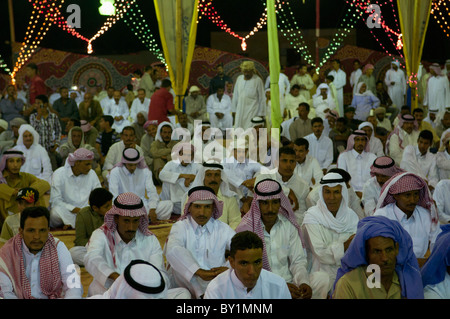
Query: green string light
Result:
<box><xmin>0</xmin><ymin>53</ymin><xmax>11</xmax><ymax>75</ymax></box>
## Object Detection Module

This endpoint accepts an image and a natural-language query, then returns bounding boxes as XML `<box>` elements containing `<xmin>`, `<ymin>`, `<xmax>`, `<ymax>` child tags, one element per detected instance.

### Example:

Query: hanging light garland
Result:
<box><xmin>277</xmin><ymin>0</ymin><xmax>359</xmax><ymax>70</ymax></box>
<box><xmin>11</xmin><ymin>0</ymin><xmax>64</xmax><ymax>83</ymax></box>
<box><xmin>123</xmin><ymin>3</ymin><xmax>166</xmax><ymax>63</ymax></box>
<box><xmin>347</xmin><ymin>0</ymin><xmax>404</xmax><ymax>58</ymax></box>
<box><xmin>198</xmin><ymin>0</ymin><xmax>270</xmax><ymax>51</ymax></box>
<box><xmin>431</xmin><ymin>0</ymin><xmax>449</xmax><ymax>38</ymax></box>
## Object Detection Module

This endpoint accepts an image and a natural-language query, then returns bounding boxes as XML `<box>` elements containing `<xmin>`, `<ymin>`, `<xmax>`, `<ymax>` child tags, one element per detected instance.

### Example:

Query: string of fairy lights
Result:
<box><xmin>123</xmin><ymin>3</ymin><xmax>166</xmax><ymax>63</ymax></box>
<box><xmin>431</xmin><ymin>0</ymin><xmax>450</xmax><ymax>38</ymax></box>
<box><xmin>3</xmin><ymin>0</ymin><xmax>444</xmax><ymax>84</ymax></box>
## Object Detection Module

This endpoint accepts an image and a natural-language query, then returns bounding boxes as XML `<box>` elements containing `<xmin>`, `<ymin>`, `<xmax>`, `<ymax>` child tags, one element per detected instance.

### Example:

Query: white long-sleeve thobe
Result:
<box><xmin>400</xmin><ymin>145</ymin><xmax>439</xmax><ymax>189</ymax></box>
<box><xmin>203</xmin><ymin>268</ymin><xmax>291</xmax><ymax>299</ymax></box>
<box><xmin>222</xmin><ymin>157</ymin><xmax>263</xmax><ymax>198</ymax></box>
<box><xmin>206</xmin><ymin>93</ymin><xmax>233</xmax><ymax>130</ymax></box>
<box><xmin>294</xmin><ymin>155</ymin><xmax>323</xmax><ymax>187</ymax></box>
<box><xmin>432</xmin><ymin>180</ymin><xmax>450</xmax><ymax>224</ymax></box>
<box><xmin>423</xmin><ymin>75</ymin><xmax>450</xmax><ymax>113</ymax></box>
<box><xmin>361</xmin><ymin>176</ymin><xmax>382</xmax><ymax>217</ymax></box>
<box><xmin>374</xmin><ymin>203</ymin><xmax>441</xmax><ymax>258</ymax></box>
<box><xmin>328</xmin><ymin>69</ymin><xmax>346</xmax><ymax>115</ymax></box>
<box><xmin>436</xmin><ymin>150</ymin><xmax>450</xmax><ymax>180</ymax></box>
<box><xmin>337</xmin><ymin>150</ymin><xmax>377</xmax><ymax>192</ymax></box>
<box><xmin>165</xmin><ymin>216</ymin><xmax>235</xmax><ymax>298</ymax></box>
<box><xmin>384</xmin><ymin>68</ymin><xmax>406</xmax><ymax>108</ymax></box>
<box><xmin>304</xmin><ymin>133</ymin><xmax>333</xmax><ymax>170</ymax></box>
<box><xmin>232</xmin><ymin>74</ymin><xmax>266</xmax><ymax>130</ymax></box>
<box><xmin>110</xmin><ymin>100</ymin><xmax>130</xmax><ymax>133</ymax></box>
<box><xmin>50</xmin><ymin>165</ymin><xmax>101</xmax><ymax>228</ymax></box>
<box><xmin>13</xmin><ymin>144</ymin><xmax>53</xmax><ymax>183</ymax></box>
<box><xmin>129</xmin><ymin>97</ymin><xmax>150</xmax><ymax>122</ymax></box>
<box><xmin>108</xmin><ymin>166</ymin><xmax>173</xmax><ymax>219</ymax></box>
<box><xmin>388</xmin><ymin>129</ymin><xmax>420</xmax><ymax>165</ymax></box>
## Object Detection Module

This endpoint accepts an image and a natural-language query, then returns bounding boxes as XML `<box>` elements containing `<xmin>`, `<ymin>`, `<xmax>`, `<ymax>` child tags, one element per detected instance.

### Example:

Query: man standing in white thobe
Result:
<box><xmin>349</xmin><ymin>59</ymin><xmax>362</xmax><ymax>97</ymax></box>
<box><xmin>49</xmin><ymin>148</ymin><xmax>101</xmax><ymax>229</ymax></box>
<box><xmin>328</xmin><ymin>59</ymin><xmax>347</xmax><ymax>116</ymax></box>
<box><xmin>108</xmin><ymin>148</ymin><xmax>173</xmax><ymax>221</ymax></box>
<box><xmin>384</xmin><ymin>61</ymin><xmax>406</xmax><ymax>109</ymax></box>
<box><xmin>164</xmin><ymin>186</ymin><xmax>235</xmax><ymax>298</ymax></box>
<box><xmin>100</xmin><ymin>87</ymin><xmax>115</xmax><ymax>115</ymax></box>
<box><xmin>424</xmin><ymin>63</ymin><xmax>450</xmax><ymax>114</ymax></box>
<box><xmin>232</xmin><ymin>61</ymin><xmax>266</xmax><ymax>130</ymax></box>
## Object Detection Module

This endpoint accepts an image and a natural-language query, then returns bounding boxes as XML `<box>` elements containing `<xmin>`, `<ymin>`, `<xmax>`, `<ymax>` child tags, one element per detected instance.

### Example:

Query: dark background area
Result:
<box><xmin>0</xmin><ymin>0</ymin><xmax>448</xmax><ymax>71</ymax></box>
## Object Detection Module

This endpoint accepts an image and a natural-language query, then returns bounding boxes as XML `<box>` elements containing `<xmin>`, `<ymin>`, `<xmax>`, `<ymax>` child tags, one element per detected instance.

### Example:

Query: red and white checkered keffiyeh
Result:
<box><xmin>370</xmin><ymin>156</ymin><xmax>405</xmax><ymax>177</ymax></box>
<box><xmin>179</xmin><ymin>186</ymin><xmax>224</xmax><ymax>221</ymax></box>
<box><xmin>385</xmin><ymin>114</ymin><xmax>418</xmax><ymax>154</ymax></box>
<box><xmin>376</xmin><ymin>172</ymin><xmax>439</xmax><ymax>229</ymax></box>
<box><xmin>99</xmin><ymin>192</ymin><xmax>153</xmax><ymax>267</ymax></box>
<box><xmin>67</xmin><ymin>148</ymin><xmax>95</xmax><ymax>167</ymax></box>
<box><xmin>345</xmin><ymin>130</ymin><xmax>370</xmax><ymax>152</ymax></box>
<box><xmin>0</xmin><ymin>233</ymin><xmax>63</xmax><ymax>299</ymax></box>
<box><xmin>236</xmin><ymin>179</ymin><xmax>305</xmax><ymax>271</ymax></box>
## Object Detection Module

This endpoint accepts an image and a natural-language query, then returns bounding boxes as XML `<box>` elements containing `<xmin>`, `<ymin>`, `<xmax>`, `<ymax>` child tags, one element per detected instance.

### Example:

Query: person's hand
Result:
<box><xmin>210</xmin><ymin>267</ymin><xmax>228</xmax><ymax>275</ymax></box>
<box><xmin>149</xmin><ymin>209</ymin><xmax>158</xmax><ymax>223</ymax></box>
<box><xmin>215</xmin><ymin>112</ymin><xmax>224</xmax><ymax>119</ymax></box>
<box><xmin>195</xmin><ymin>269</ymin><xmax>221</xmax><ymax>281</ymax></box>
<box><xmin>390</xmin><ymin>82</ymin><xmax>395</xmax><ymax>85</ymax></box>
<box><xmin>108</xmin><ymin>272</ymin><xmax>120</xmax><ymax>282</ymax></box>
<box><xmin>344</xmin><ymin>234</ymin><xmax>356</xmax><ymax>252</ymax></box>
<box><xmin>242</xmin><ymin>178</ymin><xmax>256</xmax><ymax>191</ymax></box>
<box><xmin>288</xmin><ymin>189</ymin><xmax>299</xmax><ymax>211</ymax></box>
<box><xmin>181</xmin><ymin>174</ymin><xmax>196</xmax><ymax>187</ymax></box>
<box><xmin>71</xmin><ymin>207</ymin><xmax>81</xmax><ymax>214</ymax></box>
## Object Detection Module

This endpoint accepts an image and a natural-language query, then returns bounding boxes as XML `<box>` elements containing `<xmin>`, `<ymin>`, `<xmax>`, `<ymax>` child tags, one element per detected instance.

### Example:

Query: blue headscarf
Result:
<box><xmin>421</xmin><ymin>224</ymin><xmax>450</xmax><ymax>287</ymax></box>
<box><xmin>332</xmin><ymin>216</ymin><xmax>424</xmax><ymax>299</ymax></box>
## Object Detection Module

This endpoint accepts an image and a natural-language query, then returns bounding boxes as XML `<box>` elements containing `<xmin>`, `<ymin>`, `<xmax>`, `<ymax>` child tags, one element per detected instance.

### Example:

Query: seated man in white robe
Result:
<box><xmin>84</xmin><ymin>192</ymin><xmax>190</xmax><ymax>298</ymax></box>
<box><xmin>374</xmin><ymin>172</ymin><xmax>442</xmax><ymax>263</ymax></box>
<box><xmin>110</xmin><ymin>90</ymin><xmax>130</xmax><ymax>134</ymax></box>
<box><xmin>13</xmin><ymin>124</ymin><xmax>52</xmax><ymax>183</ymax></box>
<box><xmin>184</xmin><ymin>162</ymin><xmax>242</xmax><ymax>230</ymax></box>
<box><xmin>129</xmin><ymin>89</ymin><xmax>150</xmax><ymax>123</ymax></box>
<box><xmin>293</xmin><ymin>137</ymin><xmax>323</xmax><ymax>188</ymax></box>
<box><xmin>102</xmin><ymin>126</ymin><xmax>144</xmax><ymax>182</ymax></box>
<box><xmin>206</xmin><ymin>86</ymin><xmax>233</xmax><ymax>132</ymax></box>
<box><xmin>164</xmin><ymin>186</ymin><xmax>236</xmax><ymax>298</ymax></box>
<box><xmin>361</xmin><ymin>156</ymin><xmax>405</xmax><ymax>217</ymax></box>
<box><xmin>236</xmin><ymin>179</ymin><xmax>329</xmax><ymax>299</ymax></box>
<box><xmin>358</xmin><ymin>121</ymin><xmax>384</xmax><ymax>157</ymax></box>
<box><xmin>387</xmin><ymin>114</ymin><xmax>420</xmax><ymax>165</ymax></box>
<box><xmin>159</xmin><ymin>143</ymin><xmax>202</xmax><ymax>215</ymax></box>
<box><xmin>203</xmin><ymin>230</ymin><xmax>291</xmax><ymax>299</ymax></box>
<box><xmin>432</xmin><ymin>179</ymin><xmax>450</xmax><ymax>224</ymax></box>
<box><xmin>222</xmin><ymin>137</ymin><xmax>263</xmax><ymax>214</ymax></box>
<box><xmin>302</xmin><ymin>173</ymin><xmax>359</xmax><ymax>296</ymax></box>
<box><xmin>108</xmin><ymin>147</ymin><xmax>173</xmax><ymax>222</ymax></box>
<box><xmin>304</xmin><ymin>117</ymin><xmax>334</xmax><ymax>174</ymax></box>
<box><xmin>255</xmin><ymin>146</ymin><xmax>310</xmax><ymax>226</ymax></box>
<box><xmin>89</xmin><ymin>260</ymin><xmax>169</xmax><ymax>299</ymax></box>
<box><xmin>436</xmin><ymin>130</ymin><xmax>450</xmax><ymax>180</ymax></box>
<box><xmin>0</xmin><ymin>206</ymin><xmax>83</xmax><ymax>299</ymax></box>
<box><xmin>50</xmin><ymin>148</ymin><xmax>101</xmax><ymax>229</ymax></box>
<box><xmin>337</xmin><ymin>130</ymin><xmax>377</xmax><ymax>198</ymax></box>
<box><xmin>400</xmin><ymin>130</ymin><xmax>439</xmax><ymax>191</ymax></box>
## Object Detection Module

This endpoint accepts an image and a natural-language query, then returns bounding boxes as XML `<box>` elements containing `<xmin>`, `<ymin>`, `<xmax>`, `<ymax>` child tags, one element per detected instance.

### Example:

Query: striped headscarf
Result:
<box><xmin>236</xmin><ymin>179</ymin><xmax>304</xmax><ymax>271</ymax></box>
<box><xmin>370</xmin><ymin>156</ymin><xmax>405</xmax><ymax>178</ymax></box>
<box><xmin>179</xmin><ymin>186</ymin><xmax>224</xmax><ymax>221</ymax></box>
<box><xmin>67</xmin><ymin>148</ymin><xmax>94</xmax><ymax>167</ymax></box>
<box><xmin>385</xmin><ymin>114</ymin><xmax>418</xmax><ymax>154</ymax></box>
<box><xmin>0</xmin><ymin>233</ymin><xmax>63</xmax><ymax>299</ymax></box>
<box><xmin>99</xmin><ymin>193</ymin><xmax>153</xmax><ymax>267</ymax></box>
<box><xmin>376</xmin><ymin>172</ymin><xmax>439</xmax><ymax>231</ymax></box>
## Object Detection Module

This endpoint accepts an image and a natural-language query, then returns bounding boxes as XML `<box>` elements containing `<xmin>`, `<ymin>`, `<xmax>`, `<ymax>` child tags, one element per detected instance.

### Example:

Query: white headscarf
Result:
<box><xmin>155</xmin><ymin>121</ymin><xmax>175</xmax><ymax>142</ymax></box>
<box><xmin>303</xmin><ymin>172</ymin><xmax>359</xmax><ymax>233</ymax></box>
<box><xmin>189</xmin><ymin>161</ymin><xmax>237</xmax><ymax>198</ymax></box>
<box><xmin>313</xmin><ymin>83</ymin><xmax>330</xmax><ymax>99</ymax></box>
<box><xmin>354</xmin><ymin>82</ymin><xmax>375</xmax><ymax>97</ymax></box>
<box><xmin>16</xmin><ymin>124</ymin><xmax>40</xmax><ymax>147</ymax></box>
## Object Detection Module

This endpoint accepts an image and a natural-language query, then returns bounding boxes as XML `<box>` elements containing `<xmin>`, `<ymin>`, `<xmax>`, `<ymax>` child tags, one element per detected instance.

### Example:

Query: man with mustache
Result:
<box><xmin>332</xmin><ymin>216</ymin><xmax>424</xmax><ymax>299</ymax></box>
<box><xmin>84</xmin><ymin>192</ymin><xmax>190</xmax><ymax>299</ymax></box>
<box><xmin>362</xmin><ymin>156</ymin><xmax>405</xmax><ymax>217</ymax></box>
<box><xmin>374</xmin><ymin>172</ymin><xmax>442</xmax><ymax>265</ymax></box>
<box><xmin>0</xmin><ymin>206</ymin><xmax>83</xmax><ymax>299</ymax></box>
<box><xmin>236</xmin><ymin>179</ymin><xmax>328</xmax><ymax>299</ymax></box>
<box><xmin>164</xmin><ymin>186</ymin><xmax>235</xmax><ymax>298</ymax></box>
